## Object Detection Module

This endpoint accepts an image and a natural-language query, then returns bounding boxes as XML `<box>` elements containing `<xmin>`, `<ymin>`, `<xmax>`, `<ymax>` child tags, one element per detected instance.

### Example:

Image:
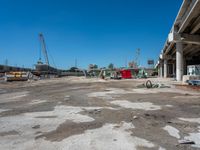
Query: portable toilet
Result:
<box><xmin>120</xmin><ymin>69</ymin><xmax>132</xmax><ymax>79</ymax></box>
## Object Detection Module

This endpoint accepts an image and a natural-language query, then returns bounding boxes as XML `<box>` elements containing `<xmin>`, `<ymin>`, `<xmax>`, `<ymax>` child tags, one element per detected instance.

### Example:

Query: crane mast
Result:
<box><xmin>39</xmin><ymin>33</ymin><xmax>49</xmax><ymax>66</ymax></box>
<box><xmin>135</xmin><ymin>48</ymin><xmax>140</xmax><ymax>68</ymax></box>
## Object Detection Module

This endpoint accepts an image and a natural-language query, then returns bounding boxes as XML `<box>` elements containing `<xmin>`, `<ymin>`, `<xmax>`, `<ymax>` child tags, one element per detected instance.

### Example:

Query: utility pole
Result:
<box><xmin>75</xmin><ymin>59</ymin><xmax>77</xmax><ymax>68</ymax></box>
<box><xmin>4</xmin><ymin>59</ymin><xmax>8</xmax><ymax>72</ymax></box>
<box><xmin>125</xmin><ymin>57</ymin><xmax>127</xmax><ymax>68</ymax></box>
<box><xmin>5</xmin><ymin>59</ymin><xmax>8</xmax><ymax>66</ymax></box>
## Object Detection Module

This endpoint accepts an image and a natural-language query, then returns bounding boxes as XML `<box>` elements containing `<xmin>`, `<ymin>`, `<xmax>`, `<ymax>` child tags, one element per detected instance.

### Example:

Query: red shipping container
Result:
<box><xmin>120</xmin><ymin>70</ymin><xmax>132</xmax><ymax>79</ymax></box>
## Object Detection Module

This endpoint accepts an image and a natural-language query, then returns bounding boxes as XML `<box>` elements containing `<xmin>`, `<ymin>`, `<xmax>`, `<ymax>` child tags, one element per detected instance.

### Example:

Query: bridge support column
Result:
<box><xmin>164</xmin><ymin>59</ymin><xmax>168</xmax><ymax>78</ymax></box>
<box><xmin>176</xmin><ymin>42</ymin><xmax>183</xmax><ymax>81</ymax></box>
<box><xmin>159</xmin><ymin>62</ymin><xmax>163</xmax><ymax>78</ymax></box>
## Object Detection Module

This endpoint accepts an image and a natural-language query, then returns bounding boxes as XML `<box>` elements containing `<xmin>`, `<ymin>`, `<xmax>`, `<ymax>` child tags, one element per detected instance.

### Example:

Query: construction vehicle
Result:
<box><xmin>38</xmin><ymin>33</ymin><xmax>49</xmax><ymax>66</ymax></box>
<box><xmin>5</xmin><ymin>72</ymin><xmax>29</xmax><ymax>81</ymax></box>
<box><xmin>35</xmin><ymin>33</ymin><xmax>59</xmax><ymax>76</ymax></box>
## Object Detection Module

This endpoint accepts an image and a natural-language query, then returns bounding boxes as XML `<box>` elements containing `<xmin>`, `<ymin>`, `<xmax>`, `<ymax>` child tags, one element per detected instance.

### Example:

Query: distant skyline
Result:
<box><xmin>0</xmin><ymin>0</ymin><xmax>182</xmax><ymax>69</ymax></box>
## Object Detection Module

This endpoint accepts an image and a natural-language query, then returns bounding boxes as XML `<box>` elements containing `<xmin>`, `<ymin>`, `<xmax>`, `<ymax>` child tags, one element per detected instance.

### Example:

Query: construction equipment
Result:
<box><xmin>5</xmin><ymin>72</ymin><xmax>29</xmax><ymax>81</ymax></box>
<box><xmin>187</xmin><ymin>65</ymin><xmax>200</xmax><ymax>76</ymax></box>
<box><xmin>35</xmin><ymin>33</ymin><xmax>59</xmax><ymax>76</ymax></box>
<box><xmin>185</xmin><ymin>65</ymin><xmax>200</xmax><ymax>86</ymax></box>
<box><xmin>38</xmin><ymin>33</ymin><xmax>49</xmax><ymax>65</ymax></box>
<box><xmin>110</xmin><ymin>71</ymin><xmax>122</xmax><ymax>80</ymax></box>
<box><xmin>137</xmin><ymin>69</ymin><xmax>147</xmax><ymax>78</ymax></box>
<box><xmin>188</xmin><ymin>80</ymin><xmax>200</xmax><ymax>86</ymax></box>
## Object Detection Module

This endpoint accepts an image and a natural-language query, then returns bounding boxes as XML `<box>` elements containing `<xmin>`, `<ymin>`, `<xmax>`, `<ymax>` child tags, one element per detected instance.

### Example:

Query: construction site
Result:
<box><xmin>0</xmin><ymin>0</ymin><xmax>200</xmax><ymax>150</ymax></box>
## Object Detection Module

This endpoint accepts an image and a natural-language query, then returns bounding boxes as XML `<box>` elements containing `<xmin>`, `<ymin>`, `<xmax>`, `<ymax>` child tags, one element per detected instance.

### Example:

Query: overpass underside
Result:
<box><xmin>157</xmin><ymin>0</ymin><xmax>200</xmax><ymax>81</ymax></box>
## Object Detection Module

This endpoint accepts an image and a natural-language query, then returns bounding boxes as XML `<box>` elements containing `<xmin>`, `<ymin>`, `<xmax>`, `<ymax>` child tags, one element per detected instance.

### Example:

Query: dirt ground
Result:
<box><xmin>0</xmin><ymin>77</ymin><xmax>200</xmax><ymax>150</ymax></box>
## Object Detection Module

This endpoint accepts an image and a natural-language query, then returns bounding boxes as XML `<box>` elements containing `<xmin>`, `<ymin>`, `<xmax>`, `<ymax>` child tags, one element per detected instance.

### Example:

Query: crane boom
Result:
<box><xmin>39</xmin><ymin>33</ymin><xmax>49</xmax><ymax>65</ymax></box>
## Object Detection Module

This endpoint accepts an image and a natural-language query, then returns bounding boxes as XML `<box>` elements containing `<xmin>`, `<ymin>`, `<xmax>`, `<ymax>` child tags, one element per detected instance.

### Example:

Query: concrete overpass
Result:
<box><xmin>156</xmin><ymin>0</ymin><xmax>200</xmax><ymax>81</ymax></box>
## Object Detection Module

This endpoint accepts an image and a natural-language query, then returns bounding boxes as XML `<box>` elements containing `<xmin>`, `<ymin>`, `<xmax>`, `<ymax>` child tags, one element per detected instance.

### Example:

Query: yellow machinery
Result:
<box><xmin>5</xmin><ymin>72</ymin><xmax>29</xmax><ymax>81</ymax></box>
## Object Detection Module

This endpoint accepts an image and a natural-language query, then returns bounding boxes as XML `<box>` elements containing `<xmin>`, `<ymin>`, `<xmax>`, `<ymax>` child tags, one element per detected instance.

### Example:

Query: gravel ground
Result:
<box><xmin>0</xmin><ymin>77</ymin><xmax>200</xmax><ymax>150</ymax></box>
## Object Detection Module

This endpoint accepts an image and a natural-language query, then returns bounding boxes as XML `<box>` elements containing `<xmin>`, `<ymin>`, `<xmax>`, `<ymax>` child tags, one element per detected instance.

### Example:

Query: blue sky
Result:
<box><xmin>0</xmin><ymin>0</ymin><xmax>182</xmax><ymax>69</ymax></box>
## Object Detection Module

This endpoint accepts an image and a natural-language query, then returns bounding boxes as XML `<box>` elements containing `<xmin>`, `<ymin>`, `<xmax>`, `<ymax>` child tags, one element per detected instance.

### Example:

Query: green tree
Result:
<box><xmin>93</xmin><ymin>64</ymin><xmax>98</xmax><ymax>69</ymax></box>
<box><xmin>108</xmin><ymin>63</ymin><xmax>114</xmax><ymax>70</ymax></box>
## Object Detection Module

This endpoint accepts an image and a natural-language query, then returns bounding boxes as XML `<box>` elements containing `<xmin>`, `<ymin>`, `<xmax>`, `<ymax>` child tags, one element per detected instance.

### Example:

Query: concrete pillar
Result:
<box><xmin>176</xmin><ymin>42</ymin><xmax>183</xmax><ymax>81</ymax></box>
<box><xmin>160</xmin><ymin>63</ymin><xmax>163</xmax><ymax>78</ymax></box>
<box><xmin>164</xmin><ymin>59</ymin><xmax>168</xmax><ymax>78</ymax></box>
